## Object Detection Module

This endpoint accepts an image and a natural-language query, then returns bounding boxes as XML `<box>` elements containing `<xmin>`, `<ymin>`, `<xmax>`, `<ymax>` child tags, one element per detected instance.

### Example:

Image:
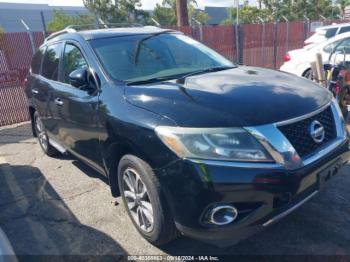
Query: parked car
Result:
<box><xmin>280</xmin><ymin>32</ymin><xmax>350</xmax><ymax>78</ymax></box>
<box><xmin>304</xmin><ymin>23</ymin><xmax>350</xmax><ymax>47</ymax></box>
<box><xmin>25</xmin><ymin>25</ymin><xmax>350</xmax><ymax>247</ymax></box>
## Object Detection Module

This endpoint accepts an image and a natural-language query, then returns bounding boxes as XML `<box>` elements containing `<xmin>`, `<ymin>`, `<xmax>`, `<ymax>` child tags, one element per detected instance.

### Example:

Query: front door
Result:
<box><xmin>55</xmin><ymin>42</ymin><xmax>103</xmax><ymax>172</ymax></box>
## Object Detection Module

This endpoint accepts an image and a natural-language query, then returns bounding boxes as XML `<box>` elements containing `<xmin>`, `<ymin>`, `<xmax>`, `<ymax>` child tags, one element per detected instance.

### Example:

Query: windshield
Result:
<box><xmin>89</xmin><ymin>33</ymin><xmax>234</xmax><ymax>82</ymax></box>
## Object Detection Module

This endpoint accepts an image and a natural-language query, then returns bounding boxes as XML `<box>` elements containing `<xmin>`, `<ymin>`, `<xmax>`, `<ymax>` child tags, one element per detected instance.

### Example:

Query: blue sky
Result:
<box><xmin>0</xmin><ymin>0</ymin><xmax>258</xmax><ymax>9</ymax></box>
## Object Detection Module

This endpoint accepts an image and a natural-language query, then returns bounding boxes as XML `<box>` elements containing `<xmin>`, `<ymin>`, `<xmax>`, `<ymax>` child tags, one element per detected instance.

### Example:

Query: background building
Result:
<box><xmin>0</xmin><ymin>2</ymin><xmax>88</xmax><ymax>32</ymax></box>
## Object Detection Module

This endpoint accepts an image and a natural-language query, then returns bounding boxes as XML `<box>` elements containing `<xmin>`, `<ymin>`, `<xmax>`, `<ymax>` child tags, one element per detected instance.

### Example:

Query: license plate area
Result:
<box><xmin>318</xmin><ymin>158</ymin><xmax>343</xmax><ymax>190</ymax></box>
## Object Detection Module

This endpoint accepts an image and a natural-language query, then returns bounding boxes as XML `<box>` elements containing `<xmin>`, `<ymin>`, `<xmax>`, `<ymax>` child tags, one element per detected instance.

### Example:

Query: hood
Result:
<box><xmin>124</xmin><ymin>66</ymin><xmax>332</xmax><ymax>127</ymax></box>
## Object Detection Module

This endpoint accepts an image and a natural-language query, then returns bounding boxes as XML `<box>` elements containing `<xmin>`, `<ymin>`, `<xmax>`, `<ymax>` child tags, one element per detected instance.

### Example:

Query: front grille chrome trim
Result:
<box><xmin>275</xmin><ymin>101</ymin><xmax>332</xmax><ymax>127</ymax></box>
<box><xmin>246</xmin><ymin>100</ymin><xmax>347</xmax><ymax>170</ymax></box>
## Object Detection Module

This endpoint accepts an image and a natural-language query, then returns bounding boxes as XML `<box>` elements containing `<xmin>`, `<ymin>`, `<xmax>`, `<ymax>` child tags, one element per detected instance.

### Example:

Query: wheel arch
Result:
<box><xmin>102</xmin><ymin>121</ymin><xmax>155</xmax><ymax>197</ymax></box>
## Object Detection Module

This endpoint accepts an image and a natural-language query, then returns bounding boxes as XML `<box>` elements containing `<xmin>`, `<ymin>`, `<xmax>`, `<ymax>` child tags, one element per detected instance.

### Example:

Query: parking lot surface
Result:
<box><xmin>1</xmin><ymin>122</ymin><xmax>350</xmax><ymax>257</ymax></box>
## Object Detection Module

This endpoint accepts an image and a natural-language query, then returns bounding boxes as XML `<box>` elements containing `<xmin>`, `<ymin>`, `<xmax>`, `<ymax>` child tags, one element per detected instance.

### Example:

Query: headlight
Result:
<box><xmin>155</xmin><ymin>126</ymin><xmax>273</xmax><ymax>162</ymax></box>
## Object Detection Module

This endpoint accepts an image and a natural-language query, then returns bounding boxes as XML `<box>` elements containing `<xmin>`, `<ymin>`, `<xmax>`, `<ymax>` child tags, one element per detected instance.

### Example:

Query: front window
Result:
<box><xmin>325</xmin><ymin>28</ymin><xmax>338</xmax><ymax>38</ymax></box>
<box><xmin>62</xmin><ymin>43</ymin><xmax>88</xmax><ymax>84</ymax></box>
<box><xmin>89</xmin><ymin>33</ymin><xmax>234</xmax><ymax>82</ymax></box>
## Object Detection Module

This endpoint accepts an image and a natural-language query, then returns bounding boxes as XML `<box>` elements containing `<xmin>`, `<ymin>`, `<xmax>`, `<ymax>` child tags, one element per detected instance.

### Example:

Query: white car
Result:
<box><xmin>280</xmin><ymin>32</ymin><xmax>350</xmax><ymax>78</ymax></box>
<box><xmin>304</xmin><ymin>23</ymin><xmax>350</xmax><ymax>47</ymax></box>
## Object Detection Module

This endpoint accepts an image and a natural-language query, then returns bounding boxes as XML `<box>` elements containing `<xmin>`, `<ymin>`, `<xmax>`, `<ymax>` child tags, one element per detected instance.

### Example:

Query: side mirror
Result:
<box><xmin>69</xmin><ymin>68</ymin><xmax>88</xmax><ymax>89</ymax></box>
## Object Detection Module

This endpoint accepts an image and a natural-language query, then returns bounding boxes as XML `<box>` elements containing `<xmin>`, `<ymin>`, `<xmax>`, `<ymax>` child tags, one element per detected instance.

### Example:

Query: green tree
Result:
<box><xmin>221</xmin><ymin>6</ymin><xmax>272</xmax><ymax>24</ymax></box>
<box><xmin>47</xmin><ymin>9</ymin><xmax>96</xmax><ymax>31</ymax></box>
<box><xmin>337</xmin><ymin>0</ymin><xmax>350</xmax><ymax>18</ymax></box>
<box><xmin>263</xmin><ymin>0</ymin><xmax>339</xmax><ymax>20</ymax></box>
<box><xmin>153</xmin><ymin>4</ymin><xmax>176</xmax><ymax>25</ymax></box>
<box><xmin>83</xmin><ymin>0</ymin><xmax>150</xmax><ymax>24</ymax></box>
<box><xmin>153</xmin><ymin>0</ymin><xmax>207</xmax><ymax>26</ymax></box>
<box><xmin>0</xmin><ymin>25</ymin><xmax>5</xmax><ymax>51</ymax></box>
<box><xmin>189</xmin><ymin>5</ymin><xmax>209</xmax><ymax>24</ymax></box>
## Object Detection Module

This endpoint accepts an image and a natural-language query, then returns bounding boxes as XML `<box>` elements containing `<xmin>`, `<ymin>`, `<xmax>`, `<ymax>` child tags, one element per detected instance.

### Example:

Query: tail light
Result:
<box><xmin>284</xmin><ymin>53</ymin><xmax>291</xmax><ymax>62</ymax></box>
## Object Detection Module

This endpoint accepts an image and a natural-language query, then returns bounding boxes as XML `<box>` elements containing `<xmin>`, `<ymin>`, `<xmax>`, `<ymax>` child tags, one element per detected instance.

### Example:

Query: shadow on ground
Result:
<box><xmin>0</xmin><ymin>163</ymin><xmax>126</xmax><ymax>257</ymax></box>
<box><xmin>0</xmin><ymin>122</ymin><xmax>33</xmax><ymax>145</ymax></box>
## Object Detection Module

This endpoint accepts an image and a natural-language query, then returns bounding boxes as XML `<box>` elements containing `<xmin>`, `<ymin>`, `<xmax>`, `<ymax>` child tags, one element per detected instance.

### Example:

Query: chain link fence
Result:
<box><xmin>0</xmin><ymin>19</ymin><xmax>348</xmax><ymax>127</ymax></box>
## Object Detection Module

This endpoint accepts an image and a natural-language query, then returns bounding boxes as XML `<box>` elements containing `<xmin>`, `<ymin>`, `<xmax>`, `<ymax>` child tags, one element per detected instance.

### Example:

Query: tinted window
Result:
<box><xmin>90</xmin><ymin>33</ymin><xmax>233</xmax><ymax>82</ymax></box>
<box><xmin>323</xmin><ymin>40</ymin><xmax>341</xmax><ymax>53</ymax></box>
<box><xmin>335</xmin><ymin>38</ymin><xmax>350</xmax><ymax>54</ymax></box>
<box><xmin>325</xmin><ymin>28</ymin><xmax>338</xmax><ymax>38</ymax></box>
<box><xmin>339</xmin><ymin>26</ymin><xmax>350</xmax><ymax>34</ymax></box>
<box><xmin>31</xmin><ymin>46</ymin><xmax>45</xmax><ymax>74</ymax></box>
<box><xmin>41</xmin><ymin>43</ymin><xmax>63</xmax><ymax>80</ymax></box>
<box><xmin>62</xmin><ymin>44</ymin><xmax>88</xmax><ymax>84</ymax></box>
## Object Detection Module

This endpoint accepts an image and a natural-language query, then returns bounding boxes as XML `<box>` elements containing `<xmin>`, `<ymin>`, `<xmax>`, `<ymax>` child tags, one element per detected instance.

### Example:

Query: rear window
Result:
<box><xmin>325</xmin><ymin>28</ymin><xmax>338</xmax><ymax>38</ymax></box>
<box><xmin>31</xmin><ymin>47</ymin><xmax>45</xmax><ymax>74</ymax></box>
<box><xmin>339</xmin><ymin>26</ymin><xmax>350</xmax><ymax>34</ymax></box>
<box><xmin>41</xmin><ymin>43</ymin><xmax>63</xmax><ymax>81</ymax></box>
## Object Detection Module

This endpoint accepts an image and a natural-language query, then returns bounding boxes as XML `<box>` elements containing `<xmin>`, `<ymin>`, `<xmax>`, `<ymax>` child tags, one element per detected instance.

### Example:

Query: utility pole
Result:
<box><xmin>236</xmin><ymin>0</ymin><xmax>239</xmax><ymax>25</ymax></box>
<box><xmin>176</xmin><ymin>0</ymin><xmax>189</xmax><ymax>26</ymax></box>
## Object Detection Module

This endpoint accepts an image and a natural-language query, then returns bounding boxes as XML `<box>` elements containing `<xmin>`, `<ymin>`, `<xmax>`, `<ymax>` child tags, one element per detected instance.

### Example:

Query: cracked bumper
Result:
<box><xmin>156</xmin><ymin>139</ymin><xmax>350</xmax><ymax>247</ymax></box>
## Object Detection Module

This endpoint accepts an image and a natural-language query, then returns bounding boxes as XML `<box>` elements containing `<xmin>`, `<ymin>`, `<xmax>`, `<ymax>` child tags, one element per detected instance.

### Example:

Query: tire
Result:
<box><xmin>303</xmin><ymin>69</ymin><xmax>313</xmax><ymax>80</ymax></box>
<box><xmin>118</xmin><ymin>154</ymin><xmax>178</xmax><ymax>245</ymax></box>
<box><xmin>33</xmin><ymin>112</ymin><xmax>59</xmax><ymax>157</ymax></box>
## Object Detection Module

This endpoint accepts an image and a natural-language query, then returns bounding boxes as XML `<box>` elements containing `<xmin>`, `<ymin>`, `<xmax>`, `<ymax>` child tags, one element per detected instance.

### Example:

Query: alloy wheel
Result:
<box><xmin>122</xmin><ymin>168</ymin><xmax>154</xmax><ymax>233</ymax></box>
<box><xmin>35</xmin><ymin>116</ymin><xmax>48</xmax><ymax>151</ymax></box>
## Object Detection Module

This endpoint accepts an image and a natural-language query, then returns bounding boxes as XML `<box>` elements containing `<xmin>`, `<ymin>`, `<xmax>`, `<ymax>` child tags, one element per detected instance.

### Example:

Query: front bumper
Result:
<box><xmin>155</xmin><ymin>139</ymin><xmax>350</xmax><ymax>247</ymax></box>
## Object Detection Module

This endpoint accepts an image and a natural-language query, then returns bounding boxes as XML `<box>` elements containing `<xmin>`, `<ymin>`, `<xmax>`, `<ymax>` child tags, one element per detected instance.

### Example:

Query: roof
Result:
<box><xmin>45</xmin><ymin>26</ymin><xmax>177</xmax><ymax>43</ymax></box>
<box><xmin>78</xmin><ymin>26</ymin><xmax>173</xmax><ymax>40</ymax></box>
<box><xmin>316</xmin><ymin>22</ymin><xmax>350</xmax><ymax>31</ymax></box>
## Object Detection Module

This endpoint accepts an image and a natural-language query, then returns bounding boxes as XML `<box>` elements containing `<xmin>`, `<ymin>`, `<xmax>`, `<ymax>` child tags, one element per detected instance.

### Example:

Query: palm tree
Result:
<box><xmin>337</xmin><ymin>0</ymin><xmax>350</xmax><ymax>18</ymax></box>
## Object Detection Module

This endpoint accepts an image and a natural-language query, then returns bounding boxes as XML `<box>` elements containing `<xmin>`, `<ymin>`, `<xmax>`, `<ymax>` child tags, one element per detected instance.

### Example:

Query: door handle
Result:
<box><xmin>54</xmin><ymin>98</ymin><xmax>64</xmax><ymax>106</ymax></box>
<box><xmin>32</xmin><ymin>88</ymin><xmax>39</xmax><ymax>94</ymax></box>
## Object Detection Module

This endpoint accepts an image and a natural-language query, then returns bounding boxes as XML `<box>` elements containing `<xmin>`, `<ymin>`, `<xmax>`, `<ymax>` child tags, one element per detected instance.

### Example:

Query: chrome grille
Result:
<box><xmin>278</xmin><ymin>106</ymin><xmax>337</xmax><ymax>158</ymax></box>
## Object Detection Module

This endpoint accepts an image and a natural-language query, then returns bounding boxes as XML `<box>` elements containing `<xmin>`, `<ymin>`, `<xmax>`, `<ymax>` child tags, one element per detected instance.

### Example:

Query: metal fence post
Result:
<box><xmin>239</xmin><ymin>24</ymin><xmax>244</xmax><ymax>64</ymax></box>
<box><xmin>192</xmin><ymin>18</ymin><xmax>203</xmax><ymax>42</ymax></box>
<box><xmin>257</xmin><ymin>16</ymin><xmax>265</xmax><ymax>67</ymax></box>
<box><xmin>303</xmin><ymin>15</ymin><xmax>310</xmax><ymax>40</ymax></box>
<box><xmin>21</xmin><ymin>19</ymin><xmax>35</xmax><ymax>56</ymax></box>
<box><xmin>272</xmin><ymin>21</ymin><xmax>277</xmax><ymax>68</ymax></box>
<box><xmin>282</xmin><ymin>16</ymin><xmax>289</xmax><ymax>54</ymax></box>
<box><xmin>40</xmin><ymin>11</ymin><xmax>47</xmax><ymax>37</ymax></box>
<box><xmin>234</xmin><ymin>23</ymin><xmax>240</xmax><ymax>63</ymax></box>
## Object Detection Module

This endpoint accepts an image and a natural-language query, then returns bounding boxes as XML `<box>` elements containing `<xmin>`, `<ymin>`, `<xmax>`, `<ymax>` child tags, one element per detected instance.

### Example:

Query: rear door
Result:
<box><xmin>54</xmin><ymin>41</ymin><xmax>103</xmax><ymax>171</ymax></box>
<box><xmin>33</xmin><ymin>42</ymin><xmax>64</xmax><ymax>139</ymax></box>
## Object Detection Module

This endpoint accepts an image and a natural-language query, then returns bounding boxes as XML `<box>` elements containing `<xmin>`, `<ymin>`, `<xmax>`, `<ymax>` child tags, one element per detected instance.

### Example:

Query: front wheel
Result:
<box><xmin>33</xmin><ymin>112</ymin><xmax>58</xmax><ymax>157</ymax></box>
<box><xmin>118</xmin><ymin>155</ymin><xmax>178</xmax><ymax>245</ymax></box>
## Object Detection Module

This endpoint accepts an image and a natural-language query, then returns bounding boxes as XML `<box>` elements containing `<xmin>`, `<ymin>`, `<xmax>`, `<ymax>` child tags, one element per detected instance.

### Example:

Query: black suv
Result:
<box><xmin>25</xmin><ymin>26</ymin><xmax>350</xmax><ymax>247</ymax></box>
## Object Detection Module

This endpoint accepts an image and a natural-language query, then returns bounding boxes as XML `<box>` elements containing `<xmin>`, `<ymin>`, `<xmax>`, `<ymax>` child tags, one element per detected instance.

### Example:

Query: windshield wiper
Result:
<box><xmin>126</xmin><ymin>66</ymin><xmax>236</xmax><ymax>85</ymax></box>
<box><xmin>176</xmin><ymin>66</ymin><xmax>236</xmax><ymax>83</ymax></box>
<box><xmin>134</xmin><ymin>30</ymin><xmax>174</xmax><ymax>64</ymax></box>
<box><xmin>126</xmin><ymin>76</ymin><xmax>178</xmax><ymax>86</ymax></box>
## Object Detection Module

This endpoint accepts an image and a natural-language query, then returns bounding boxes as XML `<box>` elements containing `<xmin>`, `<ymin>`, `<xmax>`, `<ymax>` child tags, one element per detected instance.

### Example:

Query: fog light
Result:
<box><xmin>208</xmin><ymin>205</ymin><xmax>238</xmax><ymax>226</ymax></box>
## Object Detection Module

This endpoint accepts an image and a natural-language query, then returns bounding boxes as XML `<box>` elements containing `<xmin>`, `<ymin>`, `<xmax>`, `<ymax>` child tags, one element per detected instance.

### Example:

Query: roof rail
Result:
<box><xmin>45</xmin><ymin>28</ymin><xmax>76</xmax><ymax>41</ymax></box>
<box><xmin>45</xmin><ymin>22</ymin><xmax>151</xmax><ymax>41</ymax></box>
<box><xmin>66</xmin><ymin>23</ymin><xmax>144</xmax><ymax>31</ymax></box>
